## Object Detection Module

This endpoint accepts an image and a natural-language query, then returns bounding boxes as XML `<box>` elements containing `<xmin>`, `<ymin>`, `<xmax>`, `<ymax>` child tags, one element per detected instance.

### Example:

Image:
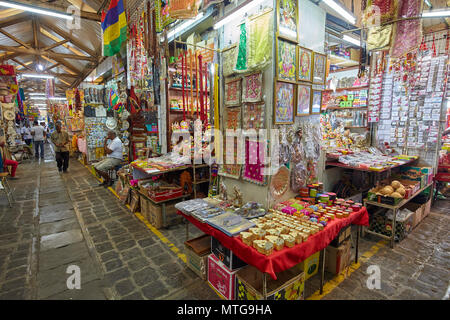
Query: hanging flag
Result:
<box><xmin>101</xmin><ymin>0</ymin><xmax>127</xmax><ymax>57</ymax></box>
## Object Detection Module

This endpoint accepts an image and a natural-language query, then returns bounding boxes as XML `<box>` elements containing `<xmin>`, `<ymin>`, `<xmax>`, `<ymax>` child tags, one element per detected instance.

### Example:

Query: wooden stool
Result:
<box><xmin>0</xmin><ymin>172</ymin><xmax>15</xmax><ymax>207</ymax></box>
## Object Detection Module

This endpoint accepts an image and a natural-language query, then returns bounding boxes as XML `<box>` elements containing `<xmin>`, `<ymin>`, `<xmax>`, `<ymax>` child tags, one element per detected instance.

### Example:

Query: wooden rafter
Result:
<box><xmin>39</xmin><ymin>18</ymin><xmax>98</xmax><ymax>57</ymax></box>
<box><xmin>0</xmin><ymin>29</ymin><xmax>31</xmax><ymax>49</ymax></box>
<box><xmin>0</xmin><ymin>12</ymin><xmax>30</xmax><ymax>29</ymax></box>
<box><xmin>0</xmin><ymin>45</ymin><xmax>97</xmax><ymax>61</ymax></box>
<box><xmin>39</xmin><ymin>27</ymin><xmax>87</xmax><ymax>57</ymax></box>
<box><xmin>41</xmin><ymin>56</ymin><xmax>79</xmax><ymax>76</ymax></box>
<box><xmin>12</xmin><ymin>58</ymin><xmax>33</xmax><ymax>70</ymax></box>
<box><xmin>44</xmin><ymin>63</ymin><xmax>60</xmax><ymax>72</ymax></box>
<box><xmin>42</xmin><ymin>40</ymin><xmax>69</xmax><ymax>51</ymax></box>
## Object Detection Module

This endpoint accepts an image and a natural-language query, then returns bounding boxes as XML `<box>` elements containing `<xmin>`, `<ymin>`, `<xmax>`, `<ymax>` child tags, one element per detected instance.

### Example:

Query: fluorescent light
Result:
<box><xmin>29</xmin><ymin>93</ymin><xmax>46</xmax><ymax>96</ymax></box>
<box><xmin>166</xmin><ymin>12</ymin><xmax>205</xmax><ymax>40</ymax></box>
<box><xmin>22</xmin><ymin>74</ymin><xmax>54</xmax><ymax>79</ymax></box>
<box><xmin>323</xmin><ymin>0</ymin><xmax>356</xmax><ymax>25</ymax></box>
<box><xmin>343</xmin><ymin>35</ymin><xmax>361</xmax><ymax>46</ymax></box>
<box><xmin>0</xmin><ymin>1</ymin><xmax>73</xmax><ymax>20</ymax></box>
<box><xmin>422</xmin><ymin>10</ymin><xmax>450</xmax><ymax>18</ymax></box>
<box><xmin>424</xmin><ymin>0</ymin><xmax>432</xmax><ymax>8</ymax></box>
<box><xmin>49</xmin><ymin>97</ymin><xmax>67</xmax><ymax>101</ymax></box>
<box><xmin>37</xmin><ymin>64</ymin><xmax>44</xmax><ymax>71</ymax></box>
<box><xmin>30</xmin><ymin>97</ymin><xmax>47</xmax><ymax>100</ymax></box>
<box><xmin>34</xmin><ymin>104</ymin><xmax>47</xmax><ymax>106</ymax></box>
<box><xmin>214</xmin><ymin>0</ymin><xmax>265</xmax><ymax>30</ymax></box>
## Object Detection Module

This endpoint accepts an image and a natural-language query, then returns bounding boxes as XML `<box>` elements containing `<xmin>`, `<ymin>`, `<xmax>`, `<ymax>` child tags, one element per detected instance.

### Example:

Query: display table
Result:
<box><xmin>178</xmin><ymin>207</ymin><xmax>369</xmax><ymax>283</ymax></box>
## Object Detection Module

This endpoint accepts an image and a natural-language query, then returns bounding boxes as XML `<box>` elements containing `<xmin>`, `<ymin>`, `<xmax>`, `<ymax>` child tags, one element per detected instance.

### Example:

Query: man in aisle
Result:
<box><xmin>51</xmin><ymin>121</ymin><xmax>70</xmax><ymax>173</ymax></box>
<box><xmin>31</xmin><ymin>120</ymin><xmax>46</xmax><ymax>159</ymax></box>
<box><xmin>21</xmin><ymin>122</ymin><xmax>33</xmax><ymax>146</ymax></box>
<box><xmin>93</xmin><ymin>130</ymin><xmax>123</xmax><ymax>187</ymax></box>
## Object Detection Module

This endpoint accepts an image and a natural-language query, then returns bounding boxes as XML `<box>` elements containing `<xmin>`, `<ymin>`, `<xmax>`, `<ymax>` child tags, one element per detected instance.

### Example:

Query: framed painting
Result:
<box><xmin>296</xmin><ymin>84</ymin><xmax>311</xmax><ymax>116</ymax></box>
<box><xmin>277</xmin><ymin>0</ymin><xmax>298</xmax><ymax>41</ymax></box>
<box><xmin>242</xmin><ymin>72</ymin><xmax>263</xmax><ymax>103</ymax></box>
<box><xmin>312</xmin><ymin>52</ymin><xmax>327</xmax><ymax>85</ymax></box>
<box><xmin>274</xmin><ymin>81</ymin><xmax>295</xmax><ymax>125</ymax></box>
<box><xmin>225</xmin><ymin>78</ymin><xmax>241</xmax><ymax>106</ymax></box>
<box><xmin>297</xmin><ymin>46</ymin><xmax>313</xmax><ymax>82</ymax></box>
<box><xmin>276</xmin><ymin>38</ymin><xmax>297</xmax><ymax>83</ymax></box>
<box><xmin>311</xmin><ymin>90</ymin><xmax>322</xmax><ymax>115</ymax></box>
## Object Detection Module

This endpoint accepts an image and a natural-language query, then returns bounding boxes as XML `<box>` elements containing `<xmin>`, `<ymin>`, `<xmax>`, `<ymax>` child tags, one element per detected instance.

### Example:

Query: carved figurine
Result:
<box><xmin>220</xmin><ymin>181</ymin><xmax>228</xmax><ymax>201</ymax></box>
<box><xmin>233</xmin><ymin>186</ymin><xmax>243</xmax><ymax>208</ymax></box>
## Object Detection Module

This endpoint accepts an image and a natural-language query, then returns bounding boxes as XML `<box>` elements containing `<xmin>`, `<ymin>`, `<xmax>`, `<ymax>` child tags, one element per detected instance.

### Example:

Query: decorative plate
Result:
<box><xmin>105</xmin><ymin>117</ymin><xmax>117</xmax><ymax>130</ymax></box>
<box><xmin>123</xmin><ymin>131</ymin><xmax>130</xmax><ymax>138</ymax></box>
<box><xmin>121</xmin><ymin>109</ymin><xmax>130</xmax><ymax>119</ymax></box>
<box><xmin>3</xmin><ymin>109</ymin><xmax>15</xmax><ymax>121</ymax></box>
<box><xmin>122</xmin><ymin>120</ymin><xmax>130</xmax><ymax>130</ymax></box>
<box><xmin>123</xmin><ymin>138</ymin><xmax>129</xmax><ymax>146</ymax></box>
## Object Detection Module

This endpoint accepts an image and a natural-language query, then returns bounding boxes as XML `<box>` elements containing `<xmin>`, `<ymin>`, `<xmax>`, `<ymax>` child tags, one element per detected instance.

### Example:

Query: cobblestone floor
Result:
<box><xmin>0</xmin><ymin>144</ymin><xmax>448</xmax><ymax>300</ymax></box>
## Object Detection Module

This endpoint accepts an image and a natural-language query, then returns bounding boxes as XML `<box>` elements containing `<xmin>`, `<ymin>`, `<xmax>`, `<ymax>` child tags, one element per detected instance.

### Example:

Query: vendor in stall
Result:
<box><xmin>0</xmin><ymin>138</ymin><xmax>19</xmax><ymax>180</ymax></box>
<box><xmin>93</xmin><ymin>130</ymin><xmax>123</xmax><ymax>187</ymax></box>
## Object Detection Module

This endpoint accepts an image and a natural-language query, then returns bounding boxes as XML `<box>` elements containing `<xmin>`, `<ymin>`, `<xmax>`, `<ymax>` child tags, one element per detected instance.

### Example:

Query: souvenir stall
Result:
<box><xmin>0</xmin><ymin>65</ymin><xmax>20</xmax><ymax>148</ymax></box>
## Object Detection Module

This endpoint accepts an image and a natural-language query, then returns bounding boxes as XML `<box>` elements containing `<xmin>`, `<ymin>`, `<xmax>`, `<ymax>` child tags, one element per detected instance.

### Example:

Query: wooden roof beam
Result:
<box><xmin>0</xmin><ymin>29</ymin><xmax>31</xmax><ymax>49</ymax></box>
<box><xmin>0</xmin><ymin>45</ymin><xmax>98</xmax><ymax>61</ymax></box>
<box><xmin>0</xmin><ymin>12</ymin><xmax>30</xmax><ymax>29</ymax></box>
<box><xmin>42</xmin><ymin>40</ymin><xmax>69</xmax><ymax>51</ymax></box>
<box><xmin>41</xmin><ymin>56</ymin><xmax>80</xmax><ymax>76</ymax></box>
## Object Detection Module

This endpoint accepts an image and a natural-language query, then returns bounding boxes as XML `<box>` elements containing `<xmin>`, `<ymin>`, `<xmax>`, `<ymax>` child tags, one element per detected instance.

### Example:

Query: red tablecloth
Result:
<box><xmin>178</xmin><ymin>207</ymin><xmax>369</xmax><ymax>280</ymax></box>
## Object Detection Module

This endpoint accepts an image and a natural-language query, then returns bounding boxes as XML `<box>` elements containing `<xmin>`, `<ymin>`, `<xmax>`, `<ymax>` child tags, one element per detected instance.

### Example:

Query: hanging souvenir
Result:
<box><xmin>243</xmin><ymin>139</ymin><xmax>267</xmax><ymax>185</ymax></box>
<box><xmin>226</xmin><ymin>107</ymin><xmax>241</xmax><ymax>131</ymax></box>
<box><xmin>277</xmin><ymin>38</ymin><xmax>297</xmax><ymax>82</ymax></box>
<box><xmin>223</xmin><ymin>44</ymin><xmax>238</xmax><ymax>77</ymax></box>
<box><xmin>279</xmin><ymin>126</ymin><xmax>291</xmax><ymax>164</ymax></box>
<box><xmin>235</xmin><ymin>23</ymin><xmax>248</xmax><ymax>72</ymax></box>
<box><xmin>242</xmin><ymin>72</ymin><xmax>263</xmax><ymax>103</ymax></box>
<box><xmin>225</xmin><ymin>78</ymin><xmax>241</xmax><ymax>106</ymax></box>
<box><xmin>290</xmin><ymin>161</ymin><xmax>307</xmax><ymax>193</ymax></box>
<box><xmin>270</xmin><ymin>165</ymin><xmax>290</xmax><ymax>199</ymax></box>
<box><xmin>247</xmin><ymin>9</ymin><xmax>273</xmax><ymax>71</ymax></box>
<box><xmin>242</xmin><ymin>102</ymin><xmax>265</xmax><ymax>131</ymax></box>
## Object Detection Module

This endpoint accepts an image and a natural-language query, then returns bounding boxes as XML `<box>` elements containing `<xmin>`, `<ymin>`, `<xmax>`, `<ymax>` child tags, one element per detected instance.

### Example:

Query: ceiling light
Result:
<box><xmin>422</xmin><ymin>10</ymin><xmax>450</xmax><ymax>18</ymax></box>
<box><xmin>30</xmin><ymin>97</ymin><xmax>47</xmax><ymax>100</ymax></box>
<box><xmin>37</xmin><ymin>64</ymin><xmax>44</xmax><ymax>71</ymax></box>
<box><xmin>214</xmin><ymin>0</ymin><xmax>265</xmax><ymax>30</ymax></box>
<box><xmin>165</xmin><ymin>12</ymin><xmax>205</xmax><ymax>41</ymax></box>
<box><xmin>49</xmin><ymin>97</ymin><xmax>67</xmax><ymax>101</ymax></box>
<box><xmin>0</xmin><ymin>1</ymin><xmax>73</xmax><ymax>20</ymax></box>
<box><xmin>34</xmin><ymin>104</ymin><xmax>47</xmax><ymax>106</ymax></box>
<box><xmin>22</xmin><ymin>74</ymin><xmax>54</xmax><ymax>79</ymax></box>
<box><xmin>424</xmin><ymin>0</ymin><xmax>432</xmax><ymax>8</ymax></box>
<box><xmin>323</xmin><ymin>0</ymin><xmax>356</xmax><ymax>25</ymax></box>
<box><xmin>343</xmin><ymin>35</ymin><xmax>361</xmax><ymax>46</ymax></box>
<box><xmin>29</xmin><ymin>93</ymin><xmax>46</xmax><ymax>96</ymax></box>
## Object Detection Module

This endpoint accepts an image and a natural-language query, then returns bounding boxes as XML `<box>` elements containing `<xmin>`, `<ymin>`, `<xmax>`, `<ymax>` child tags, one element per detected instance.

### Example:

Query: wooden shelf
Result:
<box><xmin>327</xmin><ymin>107</ymin><xmax>368</xmax><ymax>110</ymax></box>
<box><xmin>329</xmin><ymin>54</ymin><xmax>360</xmax><ymax>68</ymax></box>
<box><xmin>345</xmin><ymin>126</ymin><xmax>369</xmax><ymax>129</ymax></box>
<box><xmin>364</xmin><ymin>183</ymin><xmax>433</xmax><ymax>210</ymax></box>
<box><xmin>324</xmin><ymin>86</ymin><xmax>369</xmax><ymax>92</ymax></box>
<box><xmin>193</xmin><ymin>179</ymin><xmax>210</xmax><ymax>185</ymax></box>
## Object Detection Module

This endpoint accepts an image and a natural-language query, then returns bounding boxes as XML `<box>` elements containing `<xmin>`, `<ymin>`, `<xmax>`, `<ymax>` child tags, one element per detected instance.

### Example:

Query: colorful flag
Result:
<box><xmin>101</xmin><ymin>0</ymin><xmax>127</xmax><ymax>57</ymax></box>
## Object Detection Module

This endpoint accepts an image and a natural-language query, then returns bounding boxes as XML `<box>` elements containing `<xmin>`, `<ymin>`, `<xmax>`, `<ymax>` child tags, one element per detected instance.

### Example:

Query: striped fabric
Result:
<box><xmin>101</xmin><ymin>0</ymin><xmax>127</xmax><ymax>56</ymax></box>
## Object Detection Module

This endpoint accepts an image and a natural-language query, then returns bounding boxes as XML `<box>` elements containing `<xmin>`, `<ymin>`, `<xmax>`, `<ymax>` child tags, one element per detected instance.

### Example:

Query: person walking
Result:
<box><xmin>93</xmin><ymin>130</ymin><xmax>123</xmax><ymax>187</ymax></box>
<box><xmin>31</xmin><ymin>120</ymin><xmax>46</xmax><ymax>159</ymax></box>
<box><xmin>51</xmin><ymin>121</ymin><xmax>70</xmax><ymax>173</ymax></box>
<box><xmin>21</xmin><ymin>122</ymin><xmax>33</xmax><ymax>146</ymax></box>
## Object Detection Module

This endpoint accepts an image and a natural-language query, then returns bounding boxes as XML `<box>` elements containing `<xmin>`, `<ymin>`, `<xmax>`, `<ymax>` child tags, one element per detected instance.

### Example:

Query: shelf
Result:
<box><xmin>327</xmin><ymin>107</ymin><xmax>368</xmax><ymax>110</ymax></box>
<box><xmin>329</xmin><ymin>54</ymin><xmax>360</xmax><ymax>68</ymax></box>
<box><xmin>324</xmin><ymin>86</ymin><xmax>369</xmax><ymax>92</ymax></box>
<box><xmin>193</xmin><ymin>179</ymin><xmax>210</xmax><ymax>185</ymax></box>
<box><xmin>364</xmin><ymin>183</ymin><xmax>433</xmax><ymax>210</ymax></box>
<box><xmin>345</xmin><ymin>126</ymin><xmax>369</xmax><ymax>129</ymax></box>
<box><xmin>325</xmin><ymin>158</ymin><xmax>418</xmax><ymax>173</ymax></box>
<box><xmin>138</xmin><ymin>190</ymin><xmax>191</xmax><ymax>205</ymax></box>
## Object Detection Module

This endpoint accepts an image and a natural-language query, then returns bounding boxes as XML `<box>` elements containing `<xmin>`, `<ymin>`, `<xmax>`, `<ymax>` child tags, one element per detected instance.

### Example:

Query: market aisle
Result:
<box><xmin>0</xmin><ymin>144</ymin><xmax>217</xmax><ymax>300</ymax></box>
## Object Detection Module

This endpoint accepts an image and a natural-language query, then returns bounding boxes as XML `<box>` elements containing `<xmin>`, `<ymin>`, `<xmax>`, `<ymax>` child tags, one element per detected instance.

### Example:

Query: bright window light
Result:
<box><xmin>0</xmin><ymin>1</ymin><xmax>73</xmax><ymax>20</ymax></box>
<box><xmin>22</xmin><ymin>74</ymin><xmax>54</xmax><ymax>79</ymax></box>
<box><xmin>422</xmin><ymin>10</ymin><xmax>450</xmax><ymax>18</ymax></box>
<box><xmin>343</xmin><ymin>35</ymin><xmax>361</xmax><ymax>46</ymax></box>
<box><xmin>166</xmin><ymin>12</ymin><xmax>205</xmax><ymax>40</ymax></box>
<box><xmin>323</xmin><ymin>0</ymin><xmax>356</xmax><ymax>25</ymax></box>
<box><xmin>214</xmin><ymin>0</ymin><xmax>265</xmax><ymax>30</ymax></box>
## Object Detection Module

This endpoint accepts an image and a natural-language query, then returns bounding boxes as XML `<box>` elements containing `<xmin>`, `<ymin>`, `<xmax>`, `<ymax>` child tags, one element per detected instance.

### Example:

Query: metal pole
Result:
<box><xmin>263</xmin><ymin>273</ymin><xmax>267</xmax><ymax>300</ymax></box>
<box><xmin>320</xmin><ymin>249</ymin><xmax>326</xmax><ymax>294</ymax></box>
<box><xmin>355</xmin><ymin>225</ymin><xmax>360</xmax><ymax>264</ymax></box>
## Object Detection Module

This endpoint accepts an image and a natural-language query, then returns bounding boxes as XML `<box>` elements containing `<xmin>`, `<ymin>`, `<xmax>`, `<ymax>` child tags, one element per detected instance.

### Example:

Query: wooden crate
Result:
<box><xmin>139</xmin><ymin>196</ymin><xmax>182</xmax><ymax>229</ymax></box>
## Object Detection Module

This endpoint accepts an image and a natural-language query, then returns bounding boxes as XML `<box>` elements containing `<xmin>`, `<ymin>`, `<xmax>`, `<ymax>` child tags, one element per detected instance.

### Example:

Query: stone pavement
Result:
<box><xmin>0</xmin><ymin>143</ymin><xmax>449</xmax><ymax>300</ymax></box>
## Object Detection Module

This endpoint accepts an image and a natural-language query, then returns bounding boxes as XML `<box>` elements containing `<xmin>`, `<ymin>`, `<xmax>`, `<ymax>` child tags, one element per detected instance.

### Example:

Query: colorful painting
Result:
<box><xmin>297</xmin><ymin>84</ymin><xmax>311</xmax><ymax>116</ymax></box>
<box><xmin>225</xmin><ymin>78</ymin><xmax>241</xmax><ymax>106</ymax></box>
<box><xmin>298</xmin><ymin>46</ymin><xmax>313</xmax><ymax>82</ymax></box>
<box><xmin>243</xmin><ymin>139</ymin><xmax>267</xmax><ymax>185</ymax></box>
<box><xmin>311</xmin><ymin>90</ymin><xmax>322</xmax><ymax>114</ymax></box>
<box><xmin>242</xmin><ymin>72</ymin><xmax>263</xmax><ymax>103</ymax></box>
<box><xmin>243</xmin><ymin>103</ymin><xmax>265</xmax><ymax>131</ymax></box>
<box><xmin>274</xmin><ymin>81</ymin><xmax>295</xmax><ymax>124</ymax></box>
<box><xmin>277</xmin><ymin>38</ymin><xmax>297</xmax><ymax>82</ymax></box>
<box><xmin>278</xmin><ymin>0</ymin><xmax>297</xmax><ymax>40</ymax></box>
<box><xmin>313</xmin><ymin>52</ymin><xmax>327</xmax><ymax>85</ymax></box>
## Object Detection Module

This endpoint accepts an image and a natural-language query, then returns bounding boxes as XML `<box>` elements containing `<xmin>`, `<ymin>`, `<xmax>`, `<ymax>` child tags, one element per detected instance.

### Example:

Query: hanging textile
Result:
<box><xmin>247</xmin><ymin>9</ymin><xmax>273</xmax><ymax>71</ymax></box>
<box><xmin>363</xmin><ymin>0</ymin><xmax>397</xmax><ymax>51</ymax></box>
<box><xmin>390</xmin><ymin>0</ymin><xmax>423</xmax><ymax>58</ymax></box>
<box><xmin>235</xmin><ymin>23</ymin><xmax>248</xmax><ymax>72</ymax></box>
<box><xmin>222</xmin><ymin>44</ymin><xmax>238</xmax><ymax>77</ymax></box>
<box><xmin>155</xmin><ymin>0</ymin><xmax>175</xmax><ymax>33</ymax></box>
<box><xmin>169</xmin><ymin>0</ymin><xmax>198</xmax><ymax>19</ymax></box>
<box><xmin>101</xmin><ymin>0</ymin><xmax>128</xmax><ymax>56</ymax></box>
<box><xmin>366</xmin><ymin>25</ymin><xmax>392</xmax><ymax>51</ymax></box>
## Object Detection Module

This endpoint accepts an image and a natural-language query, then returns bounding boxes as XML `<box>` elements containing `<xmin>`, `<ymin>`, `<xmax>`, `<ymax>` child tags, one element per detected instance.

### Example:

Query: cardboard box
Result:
<box><xmin>330</xmin><ymin>225</ymin><xmax>351</xmax><ymax>247</ymax></box>
<box><xmin>129</xmin><ymin>189</ymin><xmax>140</xmax><ymax>213</ymax></box>
<box><xmin>185</xmin><ymin>235</ymin><xmax>211</xmax><ymax>281</ymax></box>
<box><xmin>325</xmin><ymin>240</ymin><xmax>351</xmax><ymax>275</ymax></box>
<box><xmin>300</xmin><ymin>251</ymin><xmax>320</xmax><ymax>280</ymax></box>
<box><xmin>139</xmin><ymin>196</ymin><xmax>182</xmax><ymax>229</ymax></box>
<box><xmin>235</xmin><ymin>264</ymin><xmax>305</xmax><ymax>300</ymax></box>
<box><xmin>404</xmin><ymin>202</ymin><xmax>424</xmax><ymax>229</ymax></box>
<box><xmin>208</xmin><ymin>254</ymin><xmax>240</xmax><ymax>300</ymax></box>
<box><xmin>211</xmin><ymin>237</ymin><xmax>247</xmax><ymax>271</ymax></box>
<box><xmin>422</xmin><ymin>199</ymin><xmax>431</xmax><ymax>220</ymax></box>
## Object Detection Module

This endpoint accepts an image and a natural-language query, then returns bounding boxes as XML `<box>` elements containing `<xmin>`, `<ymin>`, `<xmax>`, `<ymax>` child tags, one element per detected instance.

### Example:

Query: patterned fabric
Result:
<box><xmin>390</xmin><ymin>0</ymin><xmax>422</xmax><ymax>58</ymax></box>
<box><xmin>223</xmin><ymin>45</ymin><xmax>238</xmax><ymax>77</ymax></box>
<box><xmin>242</xmin><ymin>72</ymin><xmax>263</xmax><ymax>103</ymax></box>
<box><xmin>235</xmin><ymin>23</ymin><xmax>247</xmax><ymax>72</ymax></box>
<box><xmin>243</xmin><ymin>140</ymin><xmax>266</xmax><ymax>185</ymax></box>
<box><xmin>247</xmin><ymin>9</ymin><xmax>273</xmax><ymax>71</ymax></box>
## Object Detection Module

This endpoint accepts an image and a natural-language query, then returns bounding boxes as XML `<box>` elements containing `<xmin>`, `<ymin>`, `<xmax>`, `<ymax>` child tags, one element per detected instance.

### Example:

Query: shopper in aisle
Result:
<box><xmin>0</xmin><ymin>139</ymin><xmax>19</xmax><ymax>179</ymax></box>
<box><xmin>41</xmin><ymin>122</ymin><xmax>50</xmax><ymax>144</ymax></box>
<box><xmin>31</xmin><ymin>120</ymin><xmax>46</xmax><ymax>159</ymax></box>
<box><xmin>93</xmin><ymin>130</ymin><xmax>123</xmax><ymax>187</ymax></box>
<box><xmin>21</xmin><ymin>122</ymin><xmax>33</xmax><ymax>146</ymax></box>
<box><xmin>51</xmin><ymin>121</ymin><xmax>70</xmax><ymax>173</ymax></box>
